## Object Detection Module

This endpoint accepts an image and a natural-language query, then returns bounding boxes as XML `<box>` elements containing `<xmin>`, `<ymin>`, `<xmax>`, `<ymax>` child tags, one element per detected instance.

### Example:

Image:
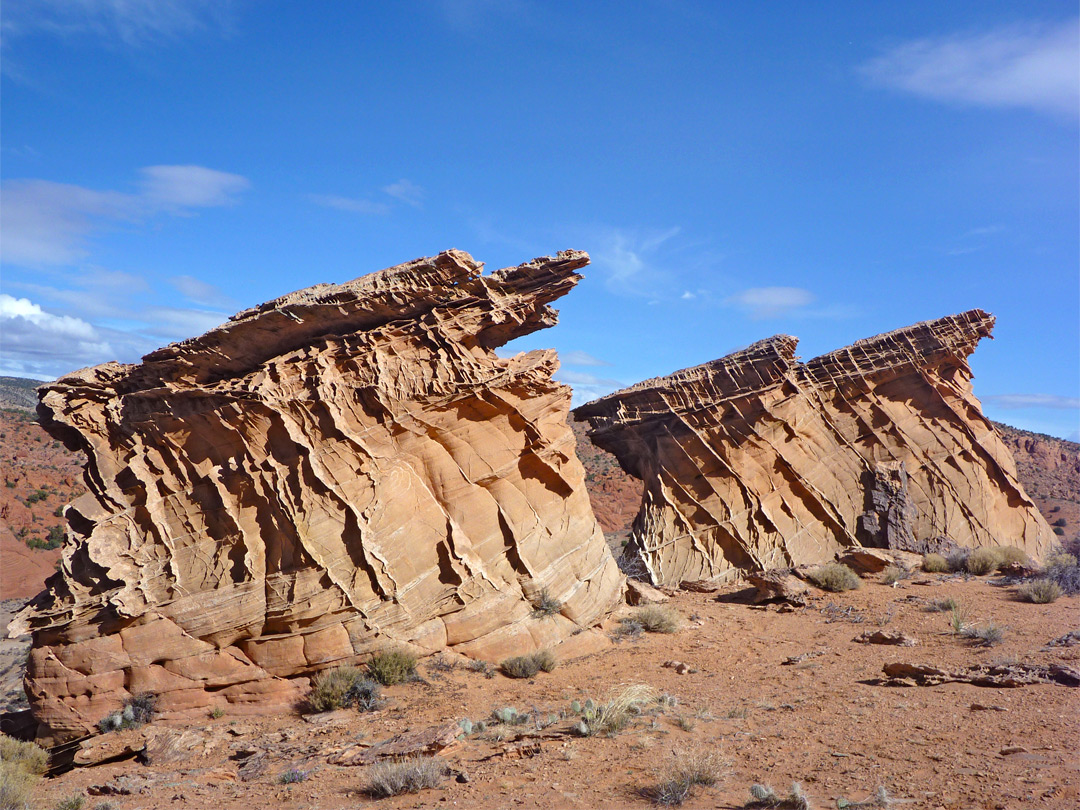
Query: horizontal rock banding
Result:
<box><xmin>575</xmin><ymin>310</ymin><xmax>1053</xmax><ymax>585</ymax></box>
<box><xmin>13</xmin><ymin>249</ymin><xmax>623</xmax><ymax>744</ymax></box>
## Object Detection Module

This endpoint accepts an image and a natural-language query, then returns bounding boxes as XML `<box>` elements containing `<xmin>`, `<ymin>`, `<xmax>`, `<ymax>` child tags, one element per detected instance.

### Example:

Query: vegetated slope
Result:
<box><xmin>992</xmin><ymin>421</ymin><xmax>1080</xmax><ymax>545</ymax></box>
<box><xmin>0</xmin><ymin>408</ymin><xmax>85</xmax><ymax>600</ymax></box>
<box><xmin>0</xmin><ymin>376</ymin><xmax>40</xmax><ymax>411</ymax></box>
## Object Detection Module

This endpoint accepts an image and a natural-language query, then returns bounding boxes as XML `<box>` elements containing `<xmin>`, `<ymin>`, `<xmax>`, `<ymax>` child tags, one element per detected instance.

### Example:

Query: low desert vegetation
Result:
<box><xmin>960</xmin><ymin>620</ymin><xmax>1005</xmax><ymax>647</ymax></box>
<box><xmin>964</xmin><ymin>547</ymin><xmax>1000</xmax><ymax>576</ymax></box>
<box><xmin>1044</xmin><ymin>549</ymin><xmax>1080</xmax><ymax>595</ymax></box>
<box><xmin>573</xmin><ymin>683</ymin><xmax>658</xmax><ymax>737</ymax></box>
<box><xmin>991</xmin><ymin>545</ymin><xmax>1029</xmax><ymax>566</ymax></box>
<box><xmin>945</xmin><ymin>547</ymin><xmax>970</xmax><ymax>572</ymax></box>
<box><xmin>530</xmin><ymin>587</ymin><xmax>563</xmax><ymax>617</ymax></box>
<box><xmin>1016</xmin><ymin>578</ymin><xmax>1063</xmax><ymax>603</ymax></box>
<box><xmin>921</xmin><ymin>553</ymin><xmax>949</xmax><ymax>573</ymax></box>
<box><xmin>745</xmin><ymin>782</ymin><xmax>811</xmax><ymax>809</ymax></box>
<box><xmin>879</xmin><ymin>565</ymin><xmax>912</xmax><ymax>585</ymax></box>
<box><xmin>634</xmin><ymin>604</ymin><xmax>681</xmax><ymax>633</ymax></box>
<box><xmin>367</xmin><ymin>649</ymin><xmax>418</xmax><ymax>685</ymax></box>
<box><xmin>612</xmin><ymin>616</ymin><xmax>645</xmax><ymax>642</ymax></box>
<box><xmin>836</xmin><ymin>786</ymin><xmax>892</xmax><ymax>808</ymax></box>
<box><xmin>362</xmin><ymin>756</ymin><xmax>448</xmax><ymax>798</ymax></box>
<box><xmin>500</xmin><ymin>649</ymin><xmax>558</xmax><ymax>679</ymax></box>
<box><xmin>807</xmin><ymin>563</ymin><xmax>861</xmax><ymax>592</ymax></box>
<box><xmin>53</xmin><ymin>797</ymin><xmax>84</xmax><ymax>810</ymax></box>
<box><xmin>641</xmin><ymin>747</ymin><xmax>727</xmax><ymax>806</ymax></box>
<box><xmin>306</xmin><ymin>665</ymin><xmax>382</xmax><ymax>713</ymax></box>
<box><xmin>97</xmin><ymin>693</ymin><xmax>156</xmax><ymax>733</ymax></box>
<box><xmin>1</xmin><ymin>733</ymin><xmax>48</xmax><ymax>810</ymax></box>
<box><xmin>277</xmin><ymin>767</ymin><xmax>310</xmax><ymax>784</ymax></box>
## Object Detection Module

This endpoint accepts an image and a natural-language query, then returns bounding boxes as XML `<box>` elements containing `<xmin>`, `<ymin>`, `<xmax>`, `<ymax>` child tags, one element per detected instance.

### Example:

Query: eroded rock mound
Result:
<box><xmin>11</xmin><ymin>249</ymin><xmax>623</xmax><ymax>745</ymax></box>
<box><xmin>575</xmin><ymin>310</ymin><xmax>1054</xmax><ymax>585</ymax></box>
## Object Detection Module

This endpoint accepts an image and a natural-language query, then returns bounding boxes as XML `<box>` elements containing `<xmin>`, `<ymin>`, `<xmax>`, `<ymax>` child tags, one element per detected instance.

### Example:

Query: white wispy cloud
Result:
<box><xmin>984</xmin><ymin>393</ymin><xmax>1080</xmax><ymax>410</ymax></box>
<box><xmin>554</xmin><ymin>369</ymin><xmax>626</xmax><ymax>408</ymax></box>
<box><xmin>590</xmin><ymin>226</ymin><xmax>681</xmax><ymax>295</ymax></box>
<box><xmin>561</xmin><ymin>350</ymin><xmax>610</xmax><ymax>367</ymax></box>
<box><xmin>861</xmin><ymin>19</ymin><xmax>1080</xmax><ymax>119</ymax></box>
<box><xmin>169</xmin><ymin>275</ymin><xmax>233</xmax><ymax>308</ymax></box>
<box><xmin>437</xmin><ymin>0</ymin><xmax>531</xmax><ymax>31</ymax></box>
<box><xmin>382</xmin><ymin>179</ymin><xmax>425</xmax><ymax>207</ymax></box>
<box><xmin>306</xmin><ymin>193</ymin><xmax>390</xmax><ymax>216</ymax></box>
<box><xmin>0</xmin><ymin>166</ymin><xmax>251</xmax><ymax>267</ymax></box>
<box><xmin>726</xmin><ymin>286</ymin><xmax>815</xmax><ymax>320</ymax></box>
<box><xmin>1</xmin><ymin>0</ymin><xmax>236</xmax><ymax>46</ymax></box>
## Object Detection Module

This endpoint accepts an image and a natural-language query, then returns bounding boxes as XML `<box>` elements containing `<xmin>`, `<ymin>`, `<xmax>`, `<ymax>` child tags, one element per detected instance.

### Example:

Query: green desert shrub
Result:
<box><xmin>307</xmin><ymin>666</ymin><xmax>382</xmax><ymax>712</ymax></box>
<box><xmin>1016</xmin><ymin>578</ymin><xmax>1063</xmax><ymax>604</ymax></box>
<box><xmin>362</xmin><ymin>756</ymin><xmax>447</xmax><ymax>798</ymax></box>
<box><xmin>635</xmin><ymin>604</ymin><xmax>681</xmax><ymax>633</ymax></box>
<box><xmin>367</xmin><ymin>649</ymin><xmax>417</xmax><ymax>685</ymax></box>
<box><xmin>964</xmin><ymin>548</ymin><xmax>1000</xmax><ymax>576</ymax></box>
<box><xmin>277</xmin><ymin>768</ymin><xmax>310</xmax><ymax>784</ymax></box>
<box><xmin>922</xmin><ymin>553</ymin><xmax>949</xmax><ymax>573</ymax></box>
<box><xmin>807</xmin><ymin>563</ymin><xmax>861</xmax><ymax>592</ymax></box>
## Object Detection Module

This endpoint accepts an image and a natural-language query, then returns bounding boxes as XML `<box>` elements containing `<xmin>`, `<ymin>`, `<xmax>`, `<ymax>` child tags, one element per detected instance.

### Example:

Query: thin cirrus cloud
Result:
<box><xmin>554</xmin><ymin>368</ymin><xmax>625</xmax><ymax>408</ymax></box>
<box><xmin>560</xmin><ymin>350</ymin><xmax>611</xmax><ymax>367</ymax></box>
<box><xmin>382</xmin><ymin>179</ymin><xmax>425</xmax><ymax>207</ymax></box>
<box><xmin>860</xmin><ymin>18</ymin><xmax>1080</xmax><ymax>120</ymax></box>
<box><xmin>0</xmin><ymin>166</ymin><xmax>250</xmax><ymax>267</ymax></box>
<box><xmin>308</xmin><ymin>179</ymin><xmax>426</xmax><ymax>216</ymax></box>
<box><xmin>589</xmin><ymin>226</ymin><xmax>681</xmax><ymax>296</ymax></box>
<box><xmin>1</xmin><ymin>0</ymin><xmax>236</xmax><ymax>46</ymax></box>
<box><xmin>983</xmin><ymin>394</ymin><xmax>1080</xmax><ymax>410</ymax></box>
<box><xmin>169</xmin><ymin>275</ymin><xmax>234</xmax><ymax>308</ymax></box>
<box><xmin>725</xmin><ymin>286</ymin><xmax>815</xmax><ymax>320</ymax></box>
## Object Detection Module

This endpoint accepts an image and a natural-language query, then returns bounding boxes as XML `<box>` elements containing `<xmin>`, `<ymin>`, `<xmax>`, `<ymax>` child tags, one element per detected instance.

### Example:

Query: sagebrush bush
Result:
<box><xmin>367</xmin><ymin>649</ymin><xmax>417</xmax><ymax>685</ymax></box>
<box><xmin>98</xmin><ymin>693</ymin><xmax>156</xmax><ymax>733</ymax></box>
<box><xmin>1017</xmin><ymin>578</ymin><xmax>1063</xmax><ymax>604</ymax></box>
<box><xmin>635</xmin><ymin>604</ymin><xmax>680</xmax><ymax>633</ymax></box>
<box><xmin>807</xmin><ymin>563</ymin><xmax>861</xmax><ymax>592</ymax></box>
<box><xmin>1045</xmin><ymin>551</ymin><xmax>1080</xmax><ymax>595</ymax></box>
<box><xmin>1</xmin><ymin>733</ymin><xmax>49</xmax><ymax>810</ymax></box>
<box><xmin>945</xmin><ymin>547</ymin><xmax>970</xmax><ymax>572</ymax></box>
<box><xmin>277</xmin><ymin>768</ymin><xmax>309</xmax><ymax>784</ymax></box>
<box><xmin>500</xmin><ymin>649</ymin><xmax>557</xmax><ymax>679</ymax></box>
<box><xmin>922</xmin><ymin>553</ymin><xmax>949</xmax><ymax>573</ymax></box>
<box><xmin>307</xmin><ymin>666</ymin><xmax>382</xmax><ymax>712</ymax></box>
<box><xmin>362</xmin><ymin>756</ymin><xmax>447</xmax><ymax>798</ymax></box>
<box><xmin>964</xmin><ymin>548</ymin><xmax>1000</xmax><ymax>576</ymax></box>
<box><xmin>530</xmin><ymin>588</ymin><xmax>562</xmax><ymax>617</ymax></box>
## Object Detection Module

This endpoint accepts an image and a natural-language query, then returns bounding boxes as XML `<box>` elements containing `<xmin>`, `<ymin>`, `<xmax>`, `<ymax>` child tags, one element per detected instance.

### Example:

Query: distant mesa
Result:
<box><xmin>574</xmin><ymin>309</ymin><xmax>1055</xmax><ymax>586</ymax></box>
<box><xmin>11</xmin><ymin>249</ymin><xmax>623</xmax><ymax>745</ymax></box>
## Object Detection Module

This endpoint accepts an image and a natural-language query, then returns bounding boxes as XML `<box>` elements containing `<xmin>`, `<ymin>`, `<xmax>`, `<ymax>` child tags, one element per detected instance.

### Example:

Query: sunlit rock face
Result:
<box><xmin>575</xmin><ymin>310</ymin><xmax>1054</xmax><ymax>586</ymax></box>
<box><xmin>12</xmin><ymin>249</ymin><xmax>623</xmax><ymax>744</ymax></box>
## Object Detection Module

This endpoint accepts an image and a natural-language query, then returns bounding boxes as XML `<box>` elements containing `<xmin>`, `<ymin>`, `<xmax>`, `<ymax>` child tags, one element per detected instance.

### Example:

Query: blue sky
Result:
<box><xmin>1</xmin><ymin>1</ymin><xmax>1077</xmax><ymax>439</ymax></box>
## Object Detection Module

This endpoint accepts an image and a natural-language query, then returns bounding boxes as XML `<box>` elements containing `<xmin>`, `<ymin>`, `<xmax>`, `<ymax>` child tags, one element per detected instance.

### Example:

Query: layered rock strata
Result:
<box><xmin>575</xmin><ymin>310</ymin><xmax>1054</xmax><ymax>585</ymax></box>
<box><xmin>11</xmin><ymin>249</ymin><xmax>623</xmax><ymax>745</ymax></box>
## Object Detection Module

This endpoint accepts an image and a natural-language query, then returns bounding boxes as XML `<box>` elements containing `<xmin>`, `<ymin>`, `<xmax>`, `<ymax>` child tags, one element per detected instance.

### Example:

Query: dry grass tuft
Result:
<box><xmin>921</xmin><ymin>553</ymin><xmax>949</xmax><ymax>573</ymax></box>
<box><xmin>530</xmin><ymin>588</ymin><xmax>563</xmax><ymax>617</ymax></box>
<box><xmin>642</xmin><ymin>747</ymin><xmax>727</xmax><ymax>806</ymax></box>
<box><xmin>1016</xmin><ymin>578</ymin><xmax>1063</xmax><ymax>604</ymax></box>
<box><xmin>964</xmin><ymin>548</ymin><xmax>1000</xmax><ymax>576</ymax></box>
<box><xmin>367</xmin><ymin>649</ymin><xmax>418</xmax><ymax>685</ymax></box>
<box><xmin>0</xmin><ymin>735</ymin><xmax>48</xmax><ymax>775</ymax></box>
<box><xmin>1</xmin><ymin>733</ymin><xmax>49</xmax><ymax>810</ymax></box>
<box><xmin>362</xmin><ymin>756</ymin><xmax>448</xmax><ymax>798</ymax></box>
<box><xmin>635</xmin><ymin>604</ymin><xmax>681</xmax><ymax>633</ymax></box>
<box><xmin>576</xmin><ymin>683</ymin><xmax>657</xmax><ymax>737</ymax></box>
<box><xmin>960</xmin><ymin>621</ymin><xmax>1005</xmax><ymax>646</ymax></box>
<box><xmin>501</xmin><ymin>649</ymin><xmax>558</xmax><ymax>679</ymax></box>
<box><xmin>307</xmin><ymin>666</ymin><xmax>382</xmax><ymax>713</ymax></box>
<box><xmin>807</xmin><ymin>563</ymin><xmax>861</xmax><ymax>592</ymax></box>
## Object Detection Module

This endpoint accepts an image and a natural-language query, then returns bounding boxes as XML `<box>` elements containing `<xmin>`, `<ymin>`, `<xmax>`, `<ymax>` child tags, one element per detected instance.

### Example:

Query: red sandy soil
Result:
<box><xmin>28</xmin><ymin>573</ymin><xmax>1080</xmax><ymax>810</ymax></box>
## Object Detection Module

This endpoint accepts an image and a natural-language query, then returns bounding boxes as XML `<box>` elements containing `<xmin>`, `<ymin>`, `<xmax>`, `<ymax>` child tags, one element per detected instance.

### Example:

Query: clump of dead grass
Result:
<box><xmin>367</xmin><ymin>649</ymin><xmax>417</xmax><ymax>685</ymax></box>
<box><xmin>530</xmin><ymin>588</ymin><xmax>563</xmax><ymax>617</ymax></box>
<box><xmin>1016</xmin><ymin>578</ymin><xmax>1063</xmax><ymax>604</ymax></box>
<box><xmin>0</xmin><ymin>733</ymin><xmax>48</xmax><ymax>810</ymax></box>
<box><xmin>574</xmin><ymin>683</ymin><xmax>657</xmax><ymax>737</ymax></box>
<box><xmin>500</xmin><ymin>649</ymin><xmax>558</xmax><ymax>679</ymax></box>
<box><xmin>634</xmin><ymin>604</ymin><xmax>680</xmax><ymax>633</ymax></box>
<box><xmin>964</xmin><ymin>548</ymin><xmax>1000</xmax><ymax>576</ymax></box>
<box><xmin>361</xmin><ymin>756</ymin><xmax>447</xmax><ymax>798</ymax></box>
<box><xmin>642</xmin><ymin>747</ymin><xmax>727</xmax><ymax>806</ymax></box>
<box><xmin>306</xmin><ymin>666</ymin><xmax>382</xmax><ymax>713</ymax></box>
<box><xmin>921</xmin><ymin>553</ymin><xmax>948</xmax><ymax>573</ymax></box>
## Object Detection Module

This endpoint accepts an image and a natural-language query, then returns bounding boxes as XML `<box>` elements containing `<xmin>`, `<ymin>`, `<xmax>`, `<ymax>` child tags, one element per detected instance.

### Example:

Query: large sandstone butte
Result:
<box><xmin>575</xmin><ymin>310</ymin><xmax>1055</xmax><ymax>586</ymax></box>
<box><xmin>11</xmin><ymin>249</ymin><xmax>624</xmax><ymax>745</ymax></box>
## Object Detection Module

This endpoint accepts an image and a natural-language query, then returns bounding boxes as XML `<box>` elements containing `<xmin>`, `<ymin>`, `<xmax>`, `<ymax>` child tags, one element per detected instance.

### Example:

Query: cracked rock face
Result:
<box><xmin>575</xmin><ymin>310</ymin><xmax>1054</xmax><ymax>586</ymax></box>
<box><xmin>12</xmin><ymin>249</ymin><xmax>623</xmax><ymax>744</ymax></box>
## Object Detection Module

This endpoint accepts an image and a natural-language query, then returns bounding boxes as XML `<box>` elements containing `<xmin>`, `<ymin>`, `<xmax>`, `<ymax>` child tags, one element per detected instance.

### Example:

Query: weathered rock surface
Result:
<box><xmin>10</xmin><ymin>249</ymin><xmax>623</xmax><ymax>745</ymax></box>
<box><xmin>575</xmin><ymin>310</ymin><xmax>1054</xmax><ymax>586</ymax></box>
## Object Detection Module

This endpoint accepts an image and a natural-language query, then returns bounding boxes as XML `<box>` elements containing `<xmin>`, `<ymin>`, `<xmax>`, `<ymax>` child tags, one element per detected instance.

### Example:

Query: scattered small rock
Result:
<box><xmin>853</xmin><ymin>630</ymin><xmax>918</xmax><ymax>646</ymax></box>
<box><xmin>661</xmin><ymin>660</ymin><xmax>697</xmax><ymax>675</ymax></box>
<box><xmin>999</xmin><ymin>745</ymin><xmax>1029</xmax><ymax>756</ymax></box>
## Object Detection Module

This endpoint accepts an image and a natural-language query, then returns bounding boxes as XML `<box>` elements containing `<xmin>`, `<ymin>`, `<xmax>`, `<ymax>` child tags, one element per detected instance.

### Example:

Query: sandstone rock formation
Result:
<box><xmin>11</xmin><ymin>249</ymin><xmax>623</xmax><ymax>745</ymax></box>
<box><xmin>575</xmin><ymin>310</ymin><xmax>1055</xmax><ymax>586</ymax></box>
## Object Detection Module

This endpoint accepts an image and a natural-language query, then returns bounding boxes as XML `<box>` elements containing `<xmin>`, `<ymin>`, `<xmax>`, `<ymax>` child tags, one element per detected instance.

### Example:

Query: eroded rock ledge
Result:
<box><xmin>575</xmin><ymin>310</ymin><xmax>1054</xmax><ymax>585</ymax></box>
<box><xmin>12</xmin><ymin>249</ymin><xmax>623</xmax><ymax>744</ymax></box>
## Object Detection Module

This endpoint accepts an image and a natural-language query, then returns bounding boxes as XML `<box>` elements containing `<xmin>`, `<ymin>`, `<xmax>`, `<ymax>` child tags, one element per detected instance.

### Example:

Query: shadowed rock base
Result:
<box><xmin>575</xmin><ymin>310</ymin><xmax>1054</xmax><ymax>586</ymax></box>
<box><xmin>11</xmin><ymin>249</ymin><xmax>623</xmax><ymax>745</ymax></box>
